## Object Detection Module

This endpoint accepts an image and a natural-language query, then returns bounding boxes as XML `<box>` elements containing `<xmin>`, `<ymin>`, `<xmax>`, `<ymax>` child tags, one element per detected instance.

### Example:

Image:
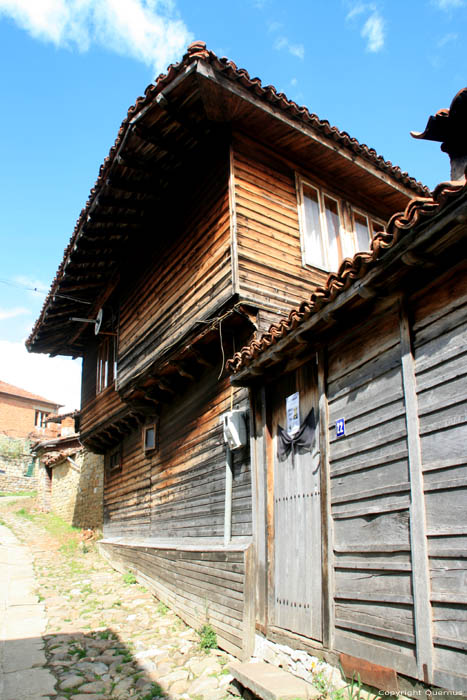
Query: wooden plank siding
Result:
<box><xmin>412</xmin><ymin>265</ymin><xmax>467</xmax><ymax>694</ymax></box>
<box><xmin>80</xmin><ymin>384</ymin><xmax>126</xmax><ymax>437</ymax></box>
<box><xmin>232</xmin><ymin>133</ymin><xmax>328</xmax><ymax>330</ymax></box>
<box><xmin>116</xmin><ymin>159</ymin><xmax>233</xmax><ymax>389</ymax></box>
<box><xmin>247</xmin><ymin>257</ymin><xmax>467</xmax><ymax>690</ymax></box>
<box><xmin>99</xmin><ymin>541</ymin><xmax>254</xmax><ymax>659</ymax></box>
<box><xmin>327</xmin><ymin>303</ymin><xmax>418</xmax><ymax>679</ymax></box>
<box><xmin>103</xmin><ymin>371</ymin><xmax>252</xmax><ymax>542</ymax></box>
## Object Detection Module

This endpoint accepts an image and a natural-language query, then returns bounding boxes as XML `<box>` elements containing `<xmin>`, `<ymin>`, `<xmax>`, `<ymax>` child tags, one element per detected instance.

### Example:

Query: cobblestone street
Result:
<box><xmin>0</xmin><ymin>496</ymin><xmax>235</xmax><ymax>700</ymax></box>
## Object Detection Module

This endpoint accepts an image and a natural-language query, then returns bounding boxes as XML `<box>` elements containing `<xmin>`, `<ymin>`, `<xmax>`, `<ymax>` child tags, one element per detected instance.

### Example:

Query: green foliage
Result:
<box><xmin>122</xmin><ymin>570</ymin><xmax>137</xmax><ymax>585</ymax></box>
<box><xmin>0</xmin><ymin>436</ymin><xmax>26</xmax><ymax>459</ymax></box>
<box><xmin>0</xmin><ymin>490</ymin><xmax>36</xmax><ymax>497</ymax></box>
<box><xmin>141</xmin><ymin>682</ymin><xmax>164</xmax><ymax>699</ymax></box>
<box><xmin>197</xmin><ymin>623</ymin><xmax>218</xmax><ymax>652</ymax></box>
<box><xmin>98</xmin><ymin>630</ymin><xmax>110</xmax><ymax>640</ymax></box>
<box><xmin>156</xmin><ymin>601</ymin><xmax>169</xmax><ymax>615</ymax></box>
<box><xmin>16</xmin><ymin>507</ymin><xmax>34</xmax><ymax>520</ymax></box>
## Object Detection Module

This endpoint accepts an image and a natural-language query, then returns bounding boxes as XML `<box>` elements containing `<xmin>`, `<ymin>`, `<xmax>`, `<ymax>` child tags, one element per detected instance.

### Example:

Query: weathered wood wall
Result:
<box><xmin>327</xmin><ymin>301</ymin><xmax>417</xmax><ymax>678</ymax></box>
<box><xmin>411</xmin><ymin>266</ymin><xmax>467</xmax><ymax>693</ymax></box>
<box><xmin>99</xmin><ymin>541</ymin><xmax>255</xmax><ymax>659</ymax></box>
<box><xmin>117</xmin><ymin>158</ymin><xmax>233</xmax><ymax>389</ymax></box>
<box><xmin>232</xmin><ymin>133</ymin><xmax>327</xmax><ymax>331</ymax></box>
<box><xmin>103</xmin><ymin>371</ymin><xmax>251</xmax><ymax>541</ymax></box>
<box><xmin>253</xmin><ymin>261</ymin><xmax>467</xmax><ymax>692</ymax></box>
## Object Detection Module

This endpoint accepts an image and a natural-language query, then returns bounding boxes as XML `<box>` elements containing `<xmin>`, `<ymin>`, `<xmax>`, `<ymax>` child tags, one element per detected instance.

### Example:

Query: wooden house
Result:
<box><xmin>26</xmin><ymin>41</ymin><xmax>427</xmax><ymax>661</ymax></box>
<box><xmin>227</xmin><ymin>94</ymin><xmax>467</xmax><ymax>692</ymax></box>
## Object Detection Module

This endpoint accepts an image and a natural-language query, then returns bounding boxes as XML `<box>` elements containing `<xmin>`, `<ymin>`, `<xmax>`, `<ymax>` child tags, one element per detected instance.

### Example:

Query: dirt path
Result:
<box><xmin>0</xmin><ymin>497</ymin><xmax>235</xmax><ymax>699</ymax></box>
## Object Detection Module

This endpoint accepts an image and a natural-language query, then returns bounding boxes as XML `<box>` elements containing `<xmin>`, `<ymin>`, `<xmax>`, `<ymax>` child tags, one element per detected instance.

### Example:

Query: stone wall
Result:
<box><xmin>40</xmin><ymin>450</ymin><xmax>104</xmax><ymax>530</ymax></box>
<box><xmin>0</xmin><ymin>435</ymin><xmax>36</xmax><ymax>492</ymax></box>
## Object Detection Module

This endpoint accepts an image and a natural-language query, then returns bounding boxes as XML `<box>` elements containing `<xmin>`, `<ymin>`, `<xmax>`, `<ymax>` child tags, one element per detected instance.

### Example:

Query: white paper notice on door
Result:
<box><xmin>286</xmin><ymin>391</ymin><xmax>300</xmax><ymax>436</ymax></box>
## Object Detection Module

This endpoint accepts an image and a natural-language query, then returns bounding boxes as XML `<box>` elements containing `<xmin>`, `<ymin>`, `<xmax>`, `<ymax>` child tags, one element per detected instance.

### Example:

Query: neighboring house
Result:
<box><xmin>26</xmin><ymin>41</ymin><xmax>427</xmax><ymax>661</ymax></box>
<box><xmin>0</xmin><ymin>379</ymin><xmax>61</xmax><ymax>439</ymax></box>
<box><xmin>34</xmin><ymin>414</ymin><xmax>104</xmax><ymax>530</ymax></box>
<box><xmin>0</xmin><ymin>379</ymin><xmax>61</xmax><ymax>492</ymax></box>
<box><xmin>227</xmin><ymin>94</ymin><xmax>467</xmax><ymax>693</ymax></box>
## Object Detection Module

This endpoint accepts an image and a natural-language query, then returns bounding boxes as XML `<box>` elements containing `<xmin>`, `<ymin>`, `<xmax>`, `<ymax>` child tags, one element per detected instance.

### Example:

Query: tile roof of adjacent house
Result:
<box><xmin>0</xmin><ymin>380</ymin><xmax>61</xmax><ymax>407</ymax></box>
<box><xmin>226</xmin><ymin>175</ymin><xmax>467</xmax><ymax>375</ymax></box>
<box><xmin>26</xmin><ymin>40</ymin><xmax>428</xmax><ymax>354</ymax></box>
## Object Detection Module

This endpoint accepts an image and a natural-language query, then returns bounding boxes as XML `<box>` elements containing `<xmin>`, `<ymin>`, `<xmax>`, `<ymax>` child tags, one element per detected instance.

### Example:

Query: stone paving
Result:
<box><xmin>0</xmin><ymin>497</ymin><xmax>235</xmax><ymax>699</ymax></box>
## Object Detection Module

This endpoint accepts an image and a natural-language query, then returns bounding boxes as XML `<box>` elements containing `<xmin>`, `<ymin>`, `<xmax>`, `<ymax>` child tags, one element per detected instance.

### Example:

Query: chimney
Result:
<box><xmin>411</xmin><ymin>88</ymin><xmax>467</xmax><ymax>182</ymax></box>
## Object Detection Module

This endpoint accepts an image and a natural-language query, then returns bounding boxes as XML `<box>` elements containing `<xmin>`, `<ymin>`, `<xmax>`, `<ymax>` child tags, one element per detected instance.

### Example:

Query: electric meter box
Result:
<box><xmin>221</xmin><ymin>410</ymin><xmax>247</xmax><ymax>450</ymax></box>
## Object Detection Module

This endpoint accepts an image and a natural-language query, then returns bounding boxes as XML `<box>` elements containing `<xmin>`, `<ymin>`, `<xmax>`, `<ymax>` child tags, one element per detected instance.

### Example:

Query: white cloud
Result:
<box><xmin>0</xmin><ymin>340</ymin><xmax>81</xmax><ymax>412</ymax></box>
<box><xmin>432</xmin><ymin>0</ymin><xmax>465</xmax><ymax>8</ymax></box>
<box><xmin>290</xmin><ymin>77</ymin><xmax>298</xmax><ymax>86</ymax></box>
<box><xmin>267</xmin><ymin>20</ymin><xmax>282</xmax><ymax>33</ymax></box>
<box><xmin>361</xmin><ymin>12</ymin><xmax>385</xmax><ymax>52</ymax></box>
<box><xmin>0</xmin><ymin>0</ymin><xmax>193</xmax><ymax>73</ymax></box>
<box><xmin>274</xmin><ymin>36</ymin><xmax>305</xmax><ymax>60</ymax></box>
<box><xmin>0</xmin><ymin>307</ymin><xmax>29</xmax><ymax>321</ymax></box>
<box><xmin>346</xmin><ymin>3</ymin><xmax>385</xmax><ymax>53</ymax></box>
<box><xmin>437</xmin><ymin>32</ymin><xmax>458</xmax><ymax>46</ymax></box>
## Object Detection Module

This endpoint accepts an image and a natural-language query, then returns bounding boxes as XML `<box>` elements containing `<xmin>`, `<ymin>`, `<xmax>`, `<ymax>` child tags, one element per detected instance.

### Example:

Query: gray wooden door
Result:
<box><xmin>273</xmin><ymin>368</ymin><xmax>322</xmax><ymax>641</ymax></box>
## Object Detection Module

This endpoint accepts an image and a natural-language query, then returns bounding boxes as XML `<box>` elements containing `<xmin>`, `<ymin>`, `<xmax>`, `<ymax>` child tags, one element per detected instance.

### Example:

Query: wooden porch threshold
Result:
<box><xmin>229</xmin><ymin>661</ymin><xmax>320</xmax><ymax>700</ymax></box>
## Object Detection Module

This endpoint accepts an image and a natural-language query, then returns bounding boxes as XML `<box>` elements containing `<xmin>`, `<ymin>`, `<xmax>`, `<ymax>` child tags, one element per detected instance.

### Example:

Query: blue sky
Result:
<box><xmin>0</xmin><ymin>0</ymin><xmax>465</xmax><ymax>410</ymax></box>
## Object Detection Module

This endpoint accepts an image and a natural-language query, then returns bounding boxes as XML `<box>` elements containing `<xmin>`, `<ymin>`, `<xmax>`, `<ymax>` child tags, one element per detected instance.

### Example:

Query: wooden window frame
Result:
<box><xmin>34</xmin><ymin>410</ymin><xmax>49</xmax><ymax>428</ymax></box>
<box><xmin>96</xmin><ymin>337</ymin><xmax>116</xmax><ymax>394</ymax></box>
<box><xmin>143</xmin><ymin>422</ymin><xmax>158</xmax><ymax>455</ymax></box>
<box><xmin>297</xmin><ymin>174</ymin><xmax>386</xmax><ymax>271</ymax></box>
<box><xmin>297</xmin><ymin>176</ymin><xmax>345</xmax><ymax>272</ymax></box>
<box><xmin>106</xmin><ymin>445</ymin><xmax>122</xmax><ymax>475</ymax></box>
<box><xmin>351</xmin><ymin>208</ymin><xmax>385</xmax><ymax>253</ymax></box>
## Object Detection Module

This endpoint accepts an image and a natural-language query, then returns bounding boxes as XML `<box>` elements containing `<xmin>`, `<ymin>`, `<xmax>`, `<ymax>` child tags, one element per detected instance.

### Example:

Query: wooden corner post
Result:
<box><xmin>399</xmin><ymin>295</ymin><xmax>433</xmax><ymax>683</ymax></box>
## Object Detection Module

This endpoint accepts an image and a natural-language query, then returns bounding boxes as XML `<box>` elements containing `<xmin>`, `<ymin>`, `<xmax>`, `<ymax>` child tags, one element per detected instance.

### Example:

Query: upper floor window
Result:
<box><xmin>34</xmin><ymin>410</ymin><xmax>49</xmax><ymax>428</ymax></box>
<box><xmin>97</xmin><ymin>337</ymin><xmax>116</xmax><ymax>394</ymax></box>
<box><xmin>298</xmin><ymin>177</ymin><xmax>384</xmax><ymax>272</ymax></box>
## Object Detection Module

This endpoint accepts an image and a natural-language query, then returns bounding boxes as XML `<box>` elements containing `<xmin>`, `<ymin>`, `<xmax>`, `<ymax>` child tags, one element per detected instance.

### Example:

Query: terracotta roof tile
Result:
<box><xmin>27</xmin><ymin>41</ymin><xmax>428</xmax><ymax>352</ymax></box>
<box><xmin>226</xmin><ymin>176</ymin><xmax>467</xmax><ymax>374</ymax></box>
<box><xmin>0</xmin><ymin>380</ymin><xmax>61</xmax><ymax>407</ymax></box>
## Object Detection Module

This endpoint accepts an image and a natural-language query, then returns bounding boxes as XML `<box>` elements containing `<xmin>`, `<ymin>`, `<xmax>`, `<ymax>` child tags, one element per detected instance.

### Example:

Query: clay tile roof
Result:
<box><xmin>0</xmin><ymin>380</ymin><xmax>61</xmax><ymax>407</ymax></box>
<box><xmin>226</xmin><ymin>176</ymin><xmax>467</xmax><ymax>375</ymax></box>
<box><xmin>26</xmin><ymin>40</ymin><xmax>428</xmax><ymax>353</ymax></box>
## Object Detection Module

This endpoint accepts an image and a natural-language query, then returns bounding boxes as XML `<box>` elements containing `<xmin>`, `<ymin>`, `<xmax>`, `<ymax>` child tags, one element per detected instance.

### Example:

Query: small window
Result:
<box><xmin>299</xmin><ymin>179</ymin><xmax>344</xmax><ymax>271</ymax></box>
<box><xmin>143</xmin><ymin>423</ymin><xmax>157</xmax><ymax>453</ymax></box>
<box><xmin>35</xmin><ymin>410</ymin><xmax>49</xmax><ymax>428</ymax></box>
<box><xmin>299</xmin><ymin>175</ymin><xmax>386</xmax><ymax>271</ymax></box>
<box><xmin>352</xmin><ymin>210</ymin><xmax>385</xmax><ymax>253</ymax></box>
<box><xmin>97</xmin><ymin>337</ymin><xmax>116</xmax><ymax>394</ymax></box>
<box><xmin>107</xmin><ymin>446</ymin><xmax>122</xmax><ymax>474</ymax></box>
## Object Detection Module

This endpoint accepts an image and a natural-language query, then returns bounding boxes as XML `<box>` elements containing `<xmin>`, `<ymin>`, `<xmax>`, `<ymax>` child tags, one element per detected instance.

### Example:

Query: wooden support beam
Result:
<box><xmin>106</xmin><ymin>175</ymin><xmax>166</xmax><ymax>195</ymax></box>
<box><xmin>171</xmin><ymin>363</ymin><xmax>195</xmax><ymax>381</ymax></box>
<box><xmin>97</xmin><ymin>193</ymin><xmax>158</xmax><ymax>210</ymax></box>
<box><xmin>157</xmin><ymin>380</ymin><xmax>176</xmax><ymax>396</ymax></box>
<box><xmin>185</xmin><ymin>346</ymin><xmax>213</xmax><ymax>367</ymax></box>
<box><xmin>318</xmin><ymin>347</ymin><xmax>334</xmax><ymax>650</ymax></box>
<box><xmin>401</xmin><ymin>252</ymin><xmax>437</xmax><ymax>269</ymax></box>
<box><xmin>399</xmin><ymin>296</ymin><xmax>433</xmax><ymax>684</ymax></box>
<box><xmin>132</xmin><ymin>123</ymin><xmax>194</xmax><ymax>157</ymax></box>
<box><xmin>116</xmin><ymin>152</ymin><xmax>162</xmax><ymax>176</ymax></box>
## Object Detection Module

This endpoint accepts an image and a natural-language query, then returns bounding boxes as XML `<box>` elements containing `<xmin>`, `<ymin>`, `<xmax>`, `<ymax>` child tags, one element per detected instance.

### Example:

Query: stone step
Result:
<box><xmin>228</xmin><ymin>661</ymin><xmax>320</xmax><ymax>700</ymax></box>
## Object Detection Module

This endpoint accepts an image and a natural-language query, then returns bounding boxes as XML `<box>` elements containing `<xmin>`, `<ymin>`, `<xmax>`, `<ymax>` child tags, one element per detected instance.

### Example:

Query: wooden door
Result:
<box><xmin>271</xmin><ymin>365</ymin><xmax>322</xmax><ymax>641</ymax></box>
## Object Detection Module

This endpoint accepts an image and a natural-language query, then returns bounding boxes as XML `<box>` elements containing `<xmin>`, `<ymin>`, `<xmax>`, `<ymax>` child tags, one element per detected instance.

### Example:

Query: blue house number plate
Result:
<box><xmin>336</xmin><ymin>418</ymin><xmax>345</xmax><ymax>437</ymax></box>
